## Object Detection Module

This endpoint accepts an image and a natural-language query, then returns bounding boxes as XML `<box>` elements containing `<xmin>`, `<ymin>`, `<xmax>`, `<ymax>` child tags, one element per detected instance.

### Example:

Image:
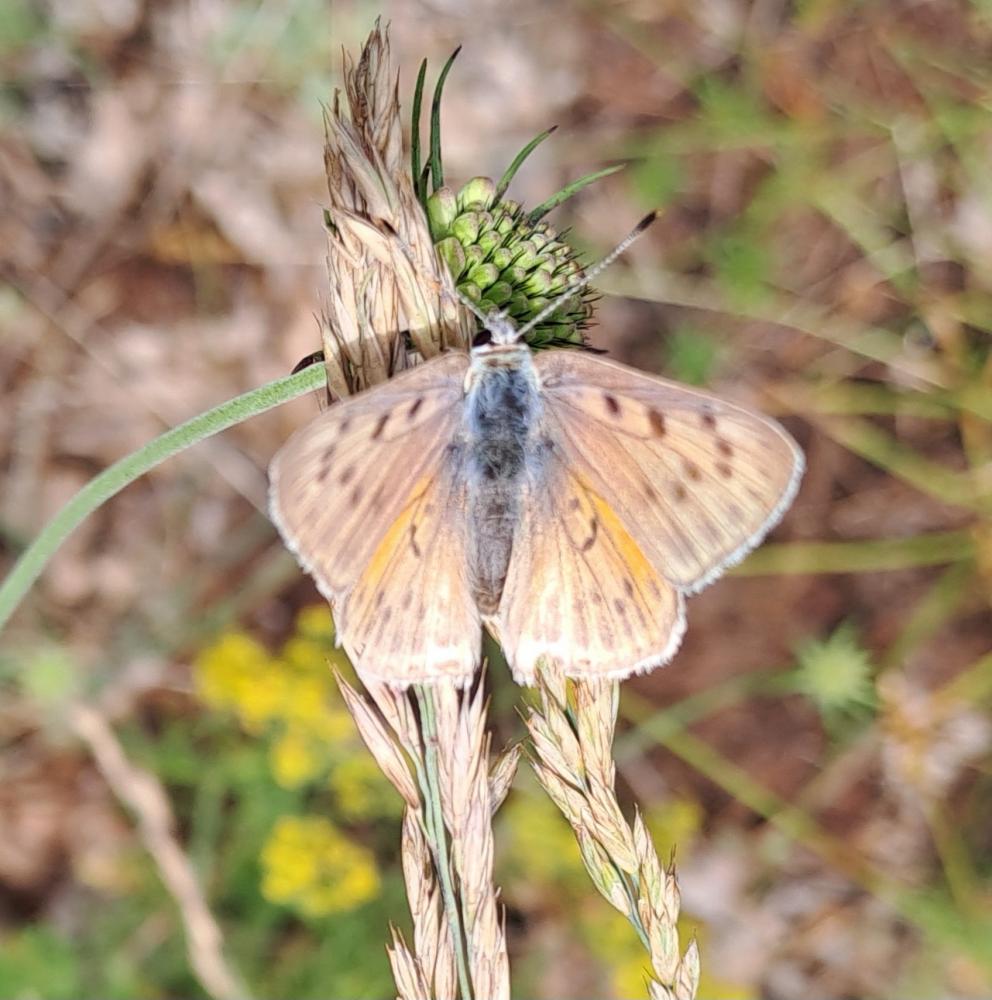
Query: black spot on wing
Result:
<box><xmin>407</xmin><ymin>397</ymin><xmax>424</xmax><ymax>419</ymax></box>
<box><xmin>717</xmin><ymin>438</ymin><xmax>733</xmax><ymax>457</ymax></box>
<box><xmin>603</xmin><ymin>393</ymin><xmax>621</xmax><ymax>416</ymax></box>
<box><xmin>647</xmin><ymin>408</ymin><xmax>666</xmax><ymax>436</ymax></box>
<box><xmin>579</xmin><ymin>516</ymin><xmax>599</xmax><ymax>553</ymax></box>
<box><xmin>371</xmin><ymin>411</ymin><xmax>391</xmax><ymax>440</ymax></box>
<box><xmin>683</xmin><ymin>459</ymin><xmax>702</xmax><ymax>481</ymax></box>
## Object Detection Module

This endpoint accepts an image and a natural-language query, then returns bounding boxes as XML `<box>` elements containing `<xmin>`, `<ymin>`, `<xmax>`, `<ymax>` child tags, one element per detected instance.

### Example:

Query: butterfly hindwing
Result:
<box><xmin>534</xmin><ymin>350</ymin><xmax>803</xmax><ymax>592</ymax></box>
<box><xmin>494</xmin><ymin>448</ymin><xmax>685</xmax><ymax>684</ymax></box>
<box><xmin>338</xmin><ymin>469</ymin><xmax>480</xmax><ymax>685</ymax></box>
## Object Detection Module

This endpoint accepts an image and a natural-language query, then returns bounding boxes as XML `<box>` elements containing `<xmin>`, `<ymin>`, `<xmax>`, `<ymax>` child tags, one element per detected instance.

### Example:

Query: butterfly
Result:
<box><xmin>269</xmin><ymin>303</ymin><xmax>804</xmax><ymax>688</ymax></box>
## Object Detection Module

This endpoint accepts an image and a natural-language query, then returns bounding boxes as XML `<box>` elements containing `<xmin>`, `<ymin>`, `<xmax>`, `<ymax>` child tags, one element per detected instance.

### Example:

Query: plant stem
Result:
<box><xmin>414</xmin><ymin>686</ymin><xmax>473</xmax><ymax>1000</ymax></box>
<box><xmin>0</xmin><ymin>363</ymin><xmax>327</xmax><ymax>633</ymax></box>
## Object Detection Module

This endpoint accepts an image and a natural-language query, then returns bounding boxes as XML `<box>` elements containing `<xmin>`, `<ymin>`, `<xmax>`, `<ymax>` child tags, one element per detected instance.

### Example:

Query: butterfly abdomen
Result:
<box><xmin>464</xmin><ymin>355</ymin><xmax>540</xmax><ymax>614</ymax></box>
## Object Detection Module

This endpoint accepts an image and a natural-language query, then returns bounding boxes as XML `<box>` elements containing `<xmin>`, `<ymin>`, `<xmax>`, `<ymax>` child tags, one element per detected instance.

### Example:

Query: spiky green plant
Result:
<box><xmin>411</xmin><ymin>50</ymin><xmax>622</xmax><ymax>349</ymax></box>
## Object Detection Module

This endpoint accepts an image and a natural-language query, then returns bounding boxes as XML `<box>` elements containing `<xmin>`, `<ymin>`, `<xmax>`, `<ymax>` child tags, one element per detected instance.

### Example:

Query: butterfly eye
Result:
<box><xmin>472</xmin><ymin>329</ymin><xmax>493</xmax><ymax>347</ymax></box>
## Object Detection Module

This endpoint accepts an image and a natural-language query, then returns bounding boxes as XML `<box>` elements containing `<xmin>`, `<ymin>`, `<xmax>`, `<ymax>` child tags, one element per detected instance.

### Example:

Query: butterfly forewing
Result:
<box><xmin>535</xmin><ymin>351</ymin><xmax>803</xmax><ymax>592</ymax></box>
<box><xmin>269</xmin><ymin>352</ymin><xmax>479</xmax><ymax>683</ymax></box>
<box><xmin>270</xmin><ymin>352</ymin><xmax>468</xmax><ymax>595</ymax></box>
<box><xmin>495</xmin><ymin>451</ymin><xmax>686</xmax><ymax>684</ymax></box>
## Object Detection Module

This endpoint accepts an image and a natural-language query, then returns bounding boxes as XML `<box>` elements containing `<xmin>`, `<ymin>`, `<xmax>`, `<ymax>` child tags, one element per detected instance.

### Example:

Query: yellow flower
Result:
<box><xmin>294</xmin><ymin>604</ymin><xmax>336</xmax><ymax>641</ymax></box>
<box><xmin>195</xmin><ymin>632</ymin><xmax>274</xmax><ymax>713</ymax></box>
<box><xmin>309</xmin><ymin>705</ymin><xmax>356</xmax><ymax>746</ymax></box>
<box><xmin>270</xmin><ymin>728</ymin><xmax>323</xmax><ymax>789</ymax></box>
<box><xmin>280</xmin><ymin>636</ymin><xmax>333</xmax><ymax>677</ymax></box>
<box><xmin>234</xmin><ymin>670</ymin><xmax>292</xmax><ymax>732</ymax></box>
<box><xmin>260</xmin><ymin>816</ymin><xmax>380</xmax><ymax>918</ymax></box>
<box><xmin>328</xmin><ymin>752</ymin><xmax>403</xmax><ymax>821</ymax></box>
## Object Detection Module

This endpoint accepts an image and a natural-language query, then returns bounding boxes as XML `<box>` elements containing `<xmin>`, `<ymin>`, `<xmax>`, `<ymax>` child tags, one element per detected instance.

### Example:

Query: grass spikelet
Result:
<box><xmin>526</xmin><ymin>666</ymin><xmax>700</xmax><ymax>999</ymax></box>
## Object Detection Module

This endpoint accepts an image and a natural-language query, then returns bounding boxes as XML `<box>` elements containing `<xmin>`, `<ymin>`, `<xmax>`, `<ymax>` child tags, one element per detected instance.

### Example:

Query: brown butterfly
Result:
<box><xmin>270</xmin><ymin>217</ymin><xmax>803</xmax><ymax>687</ymax></box>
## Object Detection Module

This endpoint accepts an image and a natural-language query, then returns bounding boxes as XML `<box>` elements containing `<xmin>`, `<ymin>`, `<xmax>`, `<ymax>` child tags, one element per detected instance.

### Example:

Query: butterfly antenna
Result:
<box><xmin>514</xmin><ymin>210</ymin><xmax>659</xmax><ymax>341</ymax></box>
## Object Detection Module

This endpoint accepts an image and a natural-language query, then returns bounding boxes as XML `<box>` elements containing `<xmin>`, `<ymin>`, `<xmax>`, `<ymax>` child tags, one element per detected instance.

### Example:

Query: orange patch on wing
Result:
<box><xmin>358</xmin><ymin>476</ymin><xmax>432</xmax><ymax>588</ymax></box>
<box><xmin>573</xmin><ymin>473</ymin><xmax>660</xmax><ymax>592</ymax></box>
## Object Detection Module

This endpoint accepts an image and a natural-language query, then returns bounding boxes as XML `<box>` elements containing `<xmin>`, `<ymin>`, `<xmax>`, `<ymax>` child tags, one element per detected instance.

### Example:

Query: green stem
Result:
<box><xmin>414</xmin><ymin>686</ymin><xmax>473</xmax><ymax>1000</ymax></box>
<box><xmin>0</xmin><ymin>364</ymin><xmax>327</xmax><ymax>633</ymax></box>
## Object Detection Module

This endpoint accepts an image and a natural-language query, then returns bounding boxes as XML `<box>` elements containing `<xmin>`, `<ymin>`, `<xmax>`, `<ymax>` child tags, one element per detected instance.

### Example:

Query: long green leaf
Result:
<box><xmin>494</xmin><ymin>126</ymin><xmax>558</xmax><ymax>201</ymax></box>
<box><xmin>429</xmin><ymin>46</ymin><xmax>461</xmax><ymax>194</ymax></box>
<box><xmin>411</xmin><ymin>58</ymin><xmax>428</xmax><ymax>202</ymax></box>
<box><xmin>0</xmin><ymin>364</ymin><xmax>327</xmax><ymax>632</ymax></box>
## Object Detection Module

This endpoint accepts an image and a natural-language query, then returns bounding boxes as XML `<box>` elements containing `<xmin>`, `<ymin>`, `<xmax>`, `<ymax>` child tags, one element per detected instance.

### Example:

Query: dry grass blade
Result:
<box><xmin>337</xmin><ymin>670</ymin><xmax>514</xmax><ymax>1000</ymax></box>
<box><xmin>70</xmin><ymin>703</ymin><xmax>248</xmax><ymax>1000</ymax></box>
<box><xmin>433</xmin><ymin>682</ymin><xmax>511</xmax><ymax>1000</ymax></box>
<box><xmin>525</xmin><ymin>665</ymin><xmax>700</xmax><ymax>999</ymax></box>
<box><xmin>321</xmin><ymin>21</ymin><xmax>470</xmax><ymax>396</ymax></box>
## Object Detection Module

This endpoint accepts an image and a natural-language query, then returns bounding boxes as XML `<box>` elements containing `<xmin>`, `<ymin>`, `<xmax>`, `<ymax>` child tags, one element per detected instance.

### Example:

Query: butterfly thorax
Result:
<box><xmin>464</xmin><ymin>345</ymin><xmax>540</xmax><ymax>614</ymax></box>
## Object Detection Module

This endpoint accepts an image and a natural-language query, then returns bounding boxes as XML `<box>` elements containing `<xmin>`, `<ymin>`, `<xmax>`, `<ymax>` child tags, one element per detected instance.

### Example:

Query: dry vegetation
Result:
<box><xmin>1</xmin><ymin>1</ymin><xmax>991</xmax><ymax>998</ymax></box>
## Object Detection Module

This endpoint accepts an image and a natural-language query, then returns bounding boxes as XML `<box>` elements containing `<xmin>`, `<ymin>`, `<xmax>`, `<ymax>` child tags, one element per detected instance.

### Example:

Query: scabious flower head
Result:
<box><xmin>795</xmin><ymin>622</ymin><xmax>875</xmax><ymax>716</ymax></box>
<box><xmin>425</xmin><ymin>176</ymin><xmax>594</xmax><ymax>349</ymax></box>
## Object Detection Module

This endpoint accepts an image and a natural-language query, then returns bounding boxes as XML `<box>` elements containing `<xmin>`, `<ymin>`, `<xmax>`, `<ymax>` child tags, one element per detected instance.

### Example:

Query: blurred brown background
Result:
<box><xmin>1</xmin><ymin>1</ymin><xmax>990</xmax><ymax>998</ymax></box>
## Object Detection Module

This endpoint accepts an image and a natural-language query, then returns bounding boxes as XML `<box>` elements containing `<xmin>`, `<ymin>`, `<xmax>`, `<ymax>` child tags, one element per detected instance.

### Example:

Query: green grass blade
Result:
<box><xmin>494</xmin><ymin>126</ymin><xmax>558</xmax><ymax>201</ymax></box>
<box><xmin>411</xmin><ymin>58</ymin><xmax>428</xmax><ymax>203</ymax></box>
<box><xmin>527</xmin><ymin>164</ymin><xmax>625</xmax><ymax>222</ymax></box>
<box><xmin>817</xmin><ymin>416</ymin><xmax>986</xmax><ymax>511</ymax></box>
<box><xmin>429</xmin><ymin>46</ymin><xmax>461</xmax><ymax>194</ymax></box>
<box><xmin>0</xmin><ymin>363</ymin><xmax>327</xmax><ymax>633</ymax></box>
<box><xmin>734</xmin><ymin>531</ymin><xmax>976</xmax><ymax>576</ymax></box>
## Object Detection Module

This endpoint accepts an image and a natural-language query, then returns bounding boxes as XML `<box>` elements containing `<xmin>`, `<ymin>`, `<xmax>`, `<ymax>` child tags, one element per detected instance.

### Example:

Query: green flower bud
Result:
<box><xmin>426</xmin><ymin>187</ymin><xmax>458</xmax><ymax>241</ymax></box>
<box><xmin>457</xmin><ymin>176</ymin><xmax>496</xmax><ymax>210</ymax></box>
<box><xmin>435</xmin><ymin>236</ymin><xmax>466</xmax><ymax>279</ymax></box>
<box><xmin>426</xmin><ymin>174</ymin><xmax>595</xmax><ymax>348</ymax></box>
<box><xmin>486</xmin><ymin>280</ymin><xmax>513</xmax><ymax>306</ymax></box>
<box><xmin>466</xmin><ymin>262</ymin><xmax>500</xmax><ymax>291</ymax></box>
<box><xmin>523</xmin><ymin>266</ymin><xmax>554</xmax><ymax>296</ymax></box>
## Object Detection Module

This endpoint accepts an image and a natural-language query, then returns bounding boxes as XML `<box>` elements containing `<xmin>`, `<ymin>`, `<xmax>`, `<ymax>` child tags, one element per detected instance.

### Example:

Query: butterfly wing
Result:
<box><xmin>269</xmin><ymin>352</ymin><xmax>480</xmax><ymax>685</ymax></box>
<box><xmin>492</xmin><ymin>446</ymin><xmax>685</xmax><ymax>684</ymax></box>
<box><xmin>334</xmin><ymin>467</ymin><xmax>481</xmax><ymax>686</ymax></box>
<box><xmin>534</xmin><ymin>350</ymin><xmax>804</xmax><ymax>592</ymax></box>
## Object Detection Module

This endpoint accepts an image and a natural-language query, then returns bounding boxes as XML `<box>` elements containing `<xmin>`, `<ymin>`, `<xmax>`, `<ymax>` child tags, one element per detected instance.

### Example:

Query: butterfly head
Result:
<box><xmin>469</xmin><ymin>311</ymin><xmax>529</xmax><ymax>367</ymax></box>
<box><xmin>476</xmin><ymin>311</ymin><xmax>522</xmax><ymax>347</ymax></box>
